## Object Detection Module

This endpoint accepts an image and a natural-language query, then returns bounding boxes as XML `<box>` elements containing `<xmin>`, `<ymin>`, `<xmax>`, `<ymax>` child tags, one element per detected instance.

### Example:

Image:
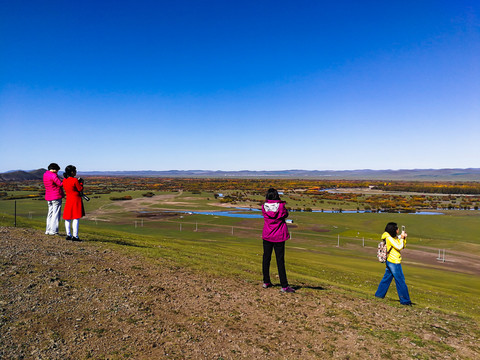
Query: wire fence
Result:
<box><xmin>117</xmin><ymin>216</ymin><xmax>460</xmax><ymax>264</ymax></box>
<box><xmin>135</xmin><ymin>218</ymin><xmax>480</xmax><ymax>273</ymax></box>
<box><xmin>5</xmin><ymin>200</ymin><xmax>477</xmax><ymax>269</ymax></box>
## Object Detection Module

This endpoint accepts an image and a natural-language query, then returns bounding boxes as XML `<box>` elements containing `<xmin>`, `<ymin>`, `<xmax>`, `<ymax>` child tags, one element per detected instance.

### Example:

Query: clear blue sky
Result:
<box><xmin>1</xmin><ymin>1</ymin><xmax>479</xmax><ymax>172</ymax></box>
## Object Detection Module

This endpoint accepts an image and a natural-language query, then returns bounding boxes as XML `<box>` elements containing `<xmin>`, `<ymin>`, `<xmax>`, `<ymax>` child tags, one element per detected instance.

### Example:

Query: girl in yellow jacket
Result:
<box><xmin>375</xmin><ymin>222</ymin><xmax>412</xmax><ymax>305</ymax></box>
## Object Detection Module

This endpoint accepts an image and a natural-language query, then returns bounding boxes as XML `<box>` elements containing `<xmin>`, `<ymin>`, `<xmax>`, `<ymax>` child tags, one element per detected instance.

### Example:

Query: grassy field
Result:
<box><xmin>1</xmin><ymin>190</ymin><xmax>479</xmax><ymax>323</ymax></box>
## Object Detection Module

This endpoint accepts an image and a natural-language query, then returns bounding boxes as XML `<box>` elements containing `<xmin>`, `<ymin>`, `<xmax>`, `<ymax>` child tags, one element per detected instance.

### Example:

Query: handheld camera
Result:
<box><xmin>77</xmin><ymin>178</ymin><xmax>90</xmax><ymax>201</ymax></box>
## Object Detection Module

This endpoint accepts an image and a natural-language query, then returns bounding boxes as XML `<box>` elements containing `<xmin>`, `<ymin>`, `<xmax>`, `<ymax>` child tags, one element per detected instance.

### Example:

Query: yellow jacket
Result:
<box><xmin>382</xmin><ymin>231</ymin><xmax>406</xmax><ymax>264</ymax></box>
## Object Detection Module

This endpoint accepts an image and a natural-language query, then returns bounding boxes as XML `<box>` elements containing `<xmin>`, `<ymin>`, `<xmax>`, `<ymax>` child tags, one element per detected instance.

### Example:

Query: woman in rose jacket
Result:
<box><xmin>62</xmin><ymin>165</ymin><xmax>85</xmax><ymax>241</ymax></box>
<box><xmin>261</xmin><ymin>188</ymin><xmax>295</xmax><ymax>293</ymax></box>
<box><xmin>43</xmin><ymin>163</ymin><xmax>64</xmax><ymax>235</ymax></box>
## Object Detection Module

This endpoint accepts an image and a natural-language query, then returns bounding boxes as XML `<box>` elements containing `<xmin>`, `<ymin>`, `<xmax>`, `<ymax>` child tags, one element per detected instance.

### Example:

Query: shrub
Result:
<box><xmin>110</xmin><ymin>196</ymin><xmax>133</xmax><ymax>201</ymax></box>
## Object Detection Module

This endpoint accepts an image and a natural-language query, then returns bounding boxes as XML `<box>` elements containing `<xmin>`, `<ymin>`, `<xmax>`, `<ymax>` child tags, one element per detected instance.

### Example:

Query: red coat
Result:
<box><xmin>63</xmin><ymin>177</ymin><xmax>85</xmax><ymax>220</ymax></box>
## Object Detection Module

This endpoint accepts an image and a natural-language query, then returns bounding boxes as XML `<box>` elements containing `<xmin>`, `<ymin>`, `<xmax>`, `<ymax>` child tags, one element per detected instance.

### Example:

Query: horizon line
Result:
<box><xmin>3</xmin><ymin>167</ymin><xmax>480</xmax><ymax>173</ymax></box>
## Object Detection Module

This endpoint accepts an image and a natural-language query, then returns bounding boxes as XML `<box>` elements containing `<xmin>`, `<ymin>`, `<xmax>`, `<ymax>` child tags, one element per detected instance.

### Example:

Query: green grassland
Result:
<box><xmin>1</xmin><ymin>190</ymin><xmax>479</xmax><ymax>323</ymax></box>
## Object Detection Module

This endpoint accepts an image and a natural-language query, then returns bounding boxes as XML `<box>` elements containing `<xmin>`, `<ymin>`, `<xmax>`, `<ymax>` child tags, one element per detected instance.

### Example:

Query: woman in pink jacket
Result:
<box><xmin>43</xmin><ymin>163</ymin><xmax>64</xmax><ymax>235</ymax></box>
<box><xmin>262</xmin><ymin>188</ymin><xmax>295</xmax><ymax>293</ymax></box>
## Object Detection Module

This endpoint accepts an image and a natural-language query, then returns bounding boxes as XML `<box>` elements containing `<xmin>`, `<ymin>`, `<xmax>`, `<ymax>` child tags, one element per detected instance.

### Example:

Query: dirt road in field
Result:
<box><xmin>1</xmin><ymin>226</ymin><xmax>479</xmax><ymax>359</ymax></box>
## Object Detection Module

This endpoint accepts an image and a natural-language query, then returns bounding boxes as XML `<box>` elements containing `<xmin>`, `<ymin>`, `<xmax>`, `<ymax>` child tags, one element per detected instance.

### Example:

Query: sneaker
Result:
<box><xmin>263</xmin><ymin>282</ymin><xmax>273</xmax><ymax>289</ymax></box>
<box><xmin>66</xmin><ymin>236</ymin><xmax>72</xmax><ymax>241</ymax></box>
<box><xmin>72</xmin><ymin>237</ymin><xmax>82</xmax><ymax>242</ymax></box>
<box><xmin>280</xmin><ymin>286</ymin><xmax>296</xmax><ymax>293</ymax></box>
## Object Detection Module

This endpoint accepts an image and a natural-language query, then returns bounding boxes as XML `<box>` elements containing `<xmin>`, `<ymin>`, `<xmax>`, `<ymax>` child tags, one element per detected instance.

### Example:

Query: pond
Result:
<box><xmin>173</xmin><ymin>208</ymin><xmax>444</xmax><ymax>219</ymax></box>
<box><xmin>184</xmin><ymin>210</ymin><xmax>263</xmax><ymax>219</ymax></box>
<box><xmin>310</xmin><ymin>210</ymin><xmax>444</xmax><ymax>215</ymax></box>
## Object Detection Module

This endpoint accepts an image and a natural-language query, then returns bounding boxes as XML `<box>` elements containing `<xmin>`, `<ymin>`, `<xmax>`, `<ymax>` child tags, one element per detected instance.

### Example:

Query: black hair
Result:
<box><xmin>265</xmin><ymin>188</ymin><xmax>280</xmax><ymax>201</ymax></box>
<box><xmin>48</xmin><ymin>163</ymin><xmax>60</xmax><ymax>171</ymax></box>
<box><xmin>64</xmin><ymin>165</ymin><xmax>77</xmax><ymax>179</ymax></box>
<box><xmin>385</xmin><ymin>222</ymin><xmax>398</xmax><ymax>238</ymax></box>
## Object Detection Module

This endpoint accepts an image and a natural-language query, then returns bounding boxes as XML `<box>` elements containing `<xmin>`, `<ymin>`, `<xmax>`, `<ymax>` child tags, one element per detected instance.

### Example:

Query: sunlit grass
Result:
<box><xmin>1</xmin><ymin>191</ymin><xmax>480</xmax><ymax>322</ymax></box>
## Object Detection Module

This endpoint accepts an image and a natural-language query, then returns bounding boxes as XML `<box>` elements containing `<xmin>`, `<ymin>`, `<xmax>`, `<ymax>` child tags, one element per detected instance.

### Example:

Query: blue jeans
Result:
<box><xmin>375</xmin><ymin>261</ymin><xmax>411</xmax><ymax>305</ymax></box>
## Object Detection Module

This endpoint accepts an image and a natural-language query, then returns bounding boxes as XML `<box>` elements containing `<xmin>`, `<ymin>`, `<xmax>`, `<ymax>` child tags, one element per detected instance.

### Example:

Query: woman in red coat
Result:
<box><xmin>63</xmin><ymin>165</ymin><xmax>85</xmax><ymax>241</ymax></box>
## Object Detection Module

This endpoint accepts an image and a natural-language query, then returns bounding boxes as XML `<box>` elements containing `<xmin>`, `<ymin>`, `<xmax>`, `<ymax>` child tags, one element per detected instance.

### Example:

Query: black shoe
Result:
<box><xmin>72</xmin><ymin>237</ymin><xmax>82</xmax><ymax>242</ymax></box>
<box><xmin>66</xmin><ymin>236</ymin><xmax>72</xmax><ymax>241</ymax></box>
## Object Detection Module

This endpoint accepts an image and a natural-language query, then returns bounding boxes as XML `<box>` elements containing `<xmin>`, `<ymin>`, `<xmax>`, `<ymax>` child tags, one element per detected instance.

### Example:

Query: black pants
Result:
<box><xmin>262</xmin><ymin>240</ymin><xmax>288</xmax><ymax>288</ymax></box>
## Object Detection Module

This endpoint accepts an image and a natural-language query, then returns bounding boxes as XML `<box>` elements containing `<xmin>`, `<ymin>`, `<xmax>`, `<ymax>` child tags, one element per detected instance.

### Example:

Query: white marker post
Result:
<box><xmin>437</xmin><ymin>249</ymin><xmax>446</xmax><ymax>262</ymax></box>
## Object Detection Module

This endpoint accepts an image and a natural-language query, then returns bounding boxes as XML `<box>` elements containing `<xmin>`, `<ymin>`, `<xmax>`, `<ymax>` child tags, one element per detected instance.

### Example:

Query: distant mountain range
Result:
<box><xmin>0</xmin><ymin>169</ymin><xmax>47</xmax><ymax>181</ymax></box>
<box><xmin>1</xmin><ymin>168</ymin><xmax>480</xmax><ymax>181</ymax></box>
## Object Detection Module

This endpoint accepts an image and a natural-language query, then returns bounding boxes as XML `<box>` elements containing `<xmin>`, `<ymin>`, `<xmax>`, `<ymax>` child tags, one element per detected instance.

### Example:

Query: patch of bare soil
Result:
<box><xmin>86</xmin><ymin>193</ymin><xmax>184</xmax><ymax>221</ymax></box>
<box><xmin>86</xmin><ymin>192</ymin><xmax>228</xmax><ymax>222</ymax></box>
<box><xmin>344</xmin><ymin>244</ymin><xmax>480</xmax><ymax>276</ymax></box>
<box><xmin>403</xmin><ymin>247</ymin><xmax>480</xmax><ymax>276</ymax></box>
<box><xmin>310</xmin><ymin>225</ymin><xmax>330</xmax><ymax>233</ymax></box>
<box><xmin>1</xmin><ymin>227</ymin><xmax>479</xmax><ymax>359</ymax></box>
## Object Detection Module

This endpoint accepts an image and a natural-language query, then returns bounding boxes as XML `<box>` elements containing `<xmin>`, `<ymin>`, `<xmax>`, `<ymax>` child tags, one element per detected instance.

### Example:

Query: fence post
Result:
<box><xmin>337</xmin><ymin>234</ymin><xmax>340</xmax><ymax>247</ymax></box>
<box><xmin>437</xmin><ymin>249</ymin><xmax>446</xmax><ymax>262</ymax></box>
<box><xmin>362</xmin><ymin>237</ymin><xmax>365</xmax><ymax>247</ymax></box>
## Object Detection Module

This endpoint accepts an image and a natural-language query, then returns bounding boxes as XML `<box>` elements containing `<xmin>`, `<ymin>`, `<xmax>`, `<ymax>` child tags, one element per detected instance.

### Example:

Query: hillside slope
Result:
<box><xmin>0</xmin><ymin>226</ymin><xmax>478</xmax><ymax>359</ymax></box>
<box><xmin>0</xmin><ymin>169</ymin><xmax>45</xmax><ymax>181</ymax></box>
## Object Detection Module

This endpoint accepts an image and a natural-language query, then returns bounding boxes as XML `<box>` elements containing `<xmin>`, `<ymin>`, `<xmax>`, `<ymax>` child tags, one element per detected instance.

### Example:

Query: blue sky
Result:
<box><xmin>1</xmin><ymin>1</ymin><xmax>479</xmax><ymax>172</ymax></box>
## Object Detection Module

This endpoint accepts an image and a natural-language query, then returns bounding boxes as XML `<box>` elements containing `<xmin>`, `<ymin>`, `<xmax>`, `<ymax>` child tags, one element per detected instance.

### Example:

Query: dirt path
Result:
<box><xmin>85</xmin><ymin>192</ymin><xmax>256</xmax><ymax>221</ymax></box>
<box><xmin>86</xmin><ymin>192</ymin><xmax>184</xmax><ymax>221</ymax></box>
<box><xmin>1</xmin><ymin>227</ymin><xmax>478</xmax><ymax>359</ymax></box>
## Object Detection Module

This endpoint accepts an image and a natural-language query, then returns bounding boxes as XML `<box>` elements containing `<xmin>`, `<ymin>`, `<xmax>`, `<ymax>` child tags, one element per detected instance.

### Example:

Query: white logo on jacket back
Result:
<box><xmin>264</xmin><ymin>203</ymin><xmax>280</xmax><ymax>212</ymax></box>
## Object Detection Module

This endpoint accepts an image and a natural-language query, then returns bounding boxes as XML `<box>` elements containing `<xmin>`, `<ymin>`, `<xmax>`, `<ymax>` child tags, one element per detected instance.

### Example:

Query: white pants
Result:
<box><xmin>65</xmin><ymin>219</ymin><xmax>80</xmax><ymax>237</ymax></box>
<box><xmin>46</xmin><ymin>199</ymin><xmax>62</xmax><ymax>235</ymax></box>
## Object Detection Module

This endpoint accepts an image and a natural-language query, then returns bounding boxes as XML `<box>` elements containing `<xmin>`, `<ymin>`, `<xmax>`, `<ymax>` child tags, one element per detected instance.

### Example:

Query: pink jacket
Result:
<box><xmin>43</xmin><ymin>170</ymin><xmax>64</xmax><ymax>201</ymax></box>
<box><xmin>262</xmin><ymin>200</ymin><xmax>290</xmax><ymax>242</ymax></box>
